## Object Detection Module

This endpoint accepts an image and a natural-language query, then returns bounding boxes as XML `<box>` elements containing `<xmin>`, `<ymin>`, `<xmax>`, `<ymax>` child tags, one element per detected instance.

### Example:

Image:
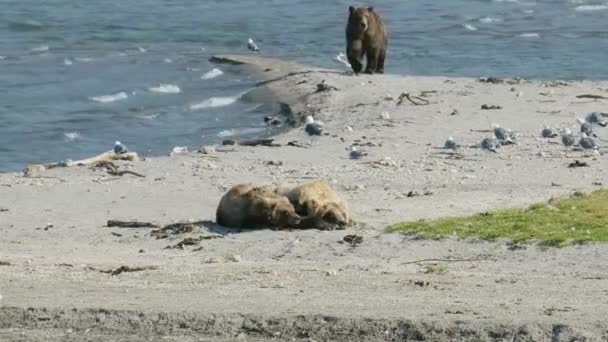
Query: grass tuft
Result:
<box><xmin>386</xmin><ymin>190</ymin><xmax>608</xmax><ymax>246</ymax></box>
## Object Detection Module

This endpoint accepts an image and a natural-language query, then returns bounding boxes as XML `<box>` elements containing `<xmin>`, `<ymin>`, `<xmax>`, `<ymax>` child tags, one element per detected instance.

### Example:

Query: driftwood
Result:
<box><xmin>222</xmin><ymin>138</ymin><xmax>280</xmax><ymax>147</ymax></box>
<box><xmin>576</xmin><ymin>94</ymin><xmax>608</xmax><ymax>100</ymax></box>
<box><xmin>106</xmin><ymin>220</ymin><xmax>160</xmax><ymax>228</ymax></box>
<box><xmin>90</xmin><ymin>265</ymin><xmax>158</xmax><ymax>276</ymax></box>
<box><xmin>397</xmin><ymin>92</ymin><xmax>430</xmax><ymax>106</ymax></box>
<box><xmin>24</xmin><ymin>151</ymin><xmax>139</xmax><ymax>177</ymax></box>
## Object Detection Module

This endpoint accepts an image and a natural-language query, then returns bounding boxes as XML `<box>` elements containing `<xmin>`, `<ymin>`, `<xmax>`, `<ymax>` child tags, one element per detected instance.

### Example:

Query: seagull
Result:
<box><xmin>444</xmin><ymin>136</ymin><xmax>460</xmax><ymax>150</ymax></box>
<box><xmin>492</xmin><ymin>123</ymin><xmax>514</xmax><ymax>145</ymax></box>
<box><xmin>561</xmin><ymin>128</ymin><xmax>575</xmax><ymax>152</ymax></box>
<box><xmin>304</xmin><ymin>115</ymin><xmax>323</xmax><ymax>145</ymax></box>
<box><xmin>335</xmin><ymin>52</ymin><xmax>351</xmax><ymax>69</ymax></box>
<box><xmin>579</xmin><ymin>133</ymin><xmax>599</xmax><ymax>155</ymax></box>
<box><xmin>113</xmin><ymin>141</ymin><xmax>128</xmax><ymax>155</ymax></box>
<box><xmin>349</xmin><ymin>146</ymin><xmax>367</xmax><ymax>159</ymax></box>
<box><xmin>541</xmin><ymin>126</ymin><xmax>558</xmax><ymax>138</ymax></box>
<box><xmin>247</xmin><ymin>38</ymin><xmax>260</xmax><ymax>52</ymax></box>
<box><xmin>577</xmin><ymin>118</ymin><xmax>597</xmax><ymax>137</ymax></box>
<box><xmin>480</xmin><ymin>137</ymin><xmax>500</xmax><ymax>153</ymax></box>
<box><xmin>585</xmin><ymin>112</ymin><xmax>608</xmax><ymax>127</ymax></box>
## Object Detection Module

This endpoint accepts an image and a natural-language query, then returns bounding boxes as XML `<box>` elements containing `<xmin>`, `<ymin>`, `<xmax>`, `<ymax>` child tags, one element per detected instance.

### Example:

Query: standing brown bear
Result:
<box><xmin>346</xmin><ymin>6</ymin><xmax>388</xmax><ymax>75</ymax></box>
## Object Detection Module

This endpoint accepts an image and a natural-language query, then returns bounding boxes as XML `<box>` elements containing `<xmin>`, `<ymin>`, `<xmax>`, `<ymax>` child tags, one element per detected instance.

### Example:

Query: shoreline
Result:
<box><xmin>2</xmin><ymin>55</ymin><xmax>608</xmax><ymax>341</ymax></box>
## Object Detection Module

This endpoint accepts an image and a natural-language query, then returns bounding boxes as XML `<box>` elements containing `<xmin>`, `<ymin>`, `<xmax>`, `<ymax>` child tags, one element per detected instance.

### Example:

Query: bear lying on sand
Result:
<box><xmin>278</xmin><ymin>180</ymin><xmax>351</xmax><ymax>230</ymax></box>
<box><xmin>216</xmin><ymin>184</ymin><xmax>302</xmax><ymax>229</ymax></box>
<box><xmin>346</xmin><ymin>5</ymin><xmax>388</xmax><ymax>75</ymax></box>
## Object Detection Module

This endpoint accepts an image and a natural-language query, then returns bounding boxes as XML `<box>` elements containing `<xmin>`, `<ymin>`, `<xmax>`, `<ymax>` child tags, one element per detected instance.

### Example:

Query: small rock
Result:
<box><xmin>380</xmin><ymin>111</ymin><xmax>391</xmax><ymax>120</ymax></box>
<box><xmin>138</xmin><ymin>249</ymin><xmax>145</xmax><ymax>253</ymax></box>
<box><xmin>326</xmin><ymin>270</ymin><xmax>337</xmax><ymax>276</ymax></box>
<box><xmin>227</xmin><ymin>254</ymin><xmax>241</xmax><ymax>263</ymax></box>
<box><xmin>199</xmin><ymin>145</ymin><xmax>216</xmax><ymax>154</ymax></box>
<box><xmin>204</xmin><ymin>257</ymin><xmax>222</xmax><ymax>264</ymax></box>
<box><xmin>345</xmin><ymin>126</ymin><xmax>354</xmax><ymax>132</ymax></box>
<box><xmin>171</xmin><ymin>146</ymin><xmax>188</xmax><ymax>154</ymax></box>
<box><xmin>450</xmin><ymin>109</ymin><xmax>459</xmax><ymax>116</ymax></box>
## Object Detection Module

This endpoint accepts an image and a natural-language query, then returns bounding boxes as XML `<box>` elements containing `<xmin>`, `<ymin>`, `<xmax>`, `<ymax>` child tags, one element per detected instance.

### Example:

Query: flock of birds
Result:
<box><xmin>301</xmin><ymin>111</ymin><xmax>608</xmax><ymax>161</ymax></box>
<box><xmin>443</xmin><ymin>112</ymin><xmax>606</xmax><ymax>155</ymax></box>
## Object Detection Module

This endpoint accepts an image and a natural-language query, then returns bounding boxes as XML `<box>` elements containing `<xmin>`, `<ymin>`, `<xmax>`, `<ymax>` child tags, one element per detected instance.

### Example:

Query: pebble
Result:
<box><xmin>204</xmin><ymin>257</ymin><xmax>222</xmax><ymax>264</ymax></box>
<box><xmin>227</xmin><ymin>254</ymin><xmax>242</xmax><ymax>263</ymax></box>
<box><xmin>326</xmin><ymin>270</ymin><xmax>337</xmax><ymax>276</ymax></box>
<box><xmin>345</xmin><ymin>126</ymin><xmax>354</xmax><ymax>132</ymax></box>
<box><xmin>380</xmin><ymin>111</ymin><xmax>391</xmax><ymax>120</ymax></box>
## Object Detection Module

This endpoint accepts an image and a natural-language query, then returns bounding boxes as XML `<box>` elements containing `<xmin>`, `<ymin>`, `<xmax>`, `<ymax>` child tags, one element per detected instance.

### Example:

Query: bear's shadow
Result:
<box><xmin>195</xmin><ymin>220</ymin><xmax>350</xmax><ymax>235</ymax></box>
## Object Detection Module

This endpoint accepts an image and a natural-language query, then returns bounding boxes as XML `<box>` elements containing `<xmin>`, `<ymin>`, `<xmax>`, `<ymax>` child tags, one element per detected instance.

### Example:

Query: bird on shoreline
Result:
<box><xmin>349</xmin><ymin>146</ymin><xmax>367</xmax><ymax>159</ymax></box>
<box><xmin>305</xmin><ymin>115</ymin><xmax>323</xmax><ymax>145</ymax></box>
<box><xmin>247</xmin><ymin>38</ymin><xmax>260</xmax><ymax>52</ymax></box>
<box><xmin>579</xmin><ymin>133</ymin><xmax>599</xmax><ymax>155</ymax></box>
<box><xmin>113</xmin><ymin>141</ymin><xmax>128</xmax><ymax>155</ymax></box>
<box><xmin>561</xmin><ymin>128</ymin><xmax>575</xmax><ymax>152</ymax></box>
<box><xmin>444</xmin><ymin>136</ymin><xmax>460</xmax><ymax>150</ymax></box>
<box><xmin>585</xmin><ymin>112</ymin><xmax>608</xmax><ymax>127</ymax></box>
<box><xmin>492</xmin><ymin>123</ymin><xmax>514</xmax><ymax>145</ymax></box>
<box><xmin>577</xmin><ymin>118</ymin><xmax>597</xmax><ymax>137</ymax></box>
<box><xmin>481</xmin><ymin>137</ymin><xmax>500</xmax><ymax>153</ymax></box>
<box><xmin>541</xmin><ymin>126</ymin><xmax>558</xmax><ymax>138</ymax></box>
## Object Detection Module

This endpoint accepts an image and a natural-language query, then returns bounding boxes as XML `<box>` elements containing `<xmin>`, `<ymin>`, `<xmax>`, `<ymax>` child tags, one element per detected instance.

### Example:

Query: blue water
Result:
<box><xmin>2</xmin><ymin>0</ymin><xmax>608</xmax><ymax>171</ymax></box>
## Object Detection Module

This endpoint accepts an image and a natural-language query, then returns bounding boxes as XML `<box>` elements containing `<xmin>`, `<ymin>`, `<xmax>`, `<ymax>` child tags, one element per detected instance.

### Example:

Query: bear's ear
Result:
<box><xmin>367</xmin><ymin>6</ymin><xmax>374</xmax><ymax>12</ymax></box>
<box><xmin>349</xmin><ymin>6</ymin><xmax>355</xmax><ymax>14</ymax></box>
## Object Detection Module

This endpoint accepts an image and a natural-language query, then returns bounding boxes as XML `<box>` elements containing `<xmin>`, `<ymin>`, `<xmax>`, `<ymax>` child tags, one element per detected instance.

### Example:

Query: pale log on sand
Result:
<box><xmin>23</xmin><ymin>151</ymin><xmax>139</xmax><ymax>177</ymax></box>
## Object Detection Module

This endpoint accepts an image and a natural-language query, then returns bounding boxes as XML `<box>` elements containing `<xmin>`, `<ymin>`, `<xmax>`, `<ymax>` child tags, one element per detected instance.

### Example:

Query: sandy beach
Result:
<box><xmin>2</xmin><ymin>55</ymin><xmax>608</xmax><ymax>341</ymax></box>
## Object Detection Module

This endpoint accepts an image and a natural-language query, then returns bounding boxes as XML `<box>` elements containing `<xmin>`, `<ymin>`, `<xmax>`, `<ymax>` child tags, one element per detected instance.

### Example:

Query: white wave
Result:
<box><xmin>137</xmin><ymin>46</ymin><xmax>147</xmax><ymax>53</ymax></box>
<box><xmin>479</xmin><ymin>16</ymin><xmax>501</xmax><ymax>23</ymax></box>
<box><xmin>30</xmin><ymin>45</ymin><xmax>49</xmax><ymax>53</ymax></box>
<box><xmin>89</xmin><ymin>92</ymin><xmax>128</xmax><ymax>103</ymax></box>
<box><xmin>217</xmin><ymin>127</ymin><xmax>265</xmax><ymax>138</ymax></box>
<box><xmin>463</xmin><ymin>24</ymin><xmax>478</xmax><ymax>31</ymax></box>
<box><xmin>63</xmin><ymin>58</ymin><xmax>73</xmax><ymax>66</ymax></box>
<box><xmin>64</xmin><ymin>132</ymin><xmax>81</xmax><ymax>141</ymax></box>
<box><xmin>190</xmin><ymin>96</ymin><xmax>237</xmax><ymax>110</ymax></box>
<box><xmin>575</xmin><ymin>4</ymin><xmax>608</xmax><ymax>11</ymax></box>
<box><xmin>519</xmin><ymin>32</ymin><xmax>540</xmax><ymax>38</ymax></box>
<box><xmin>0</xmin><ymin>56</ymin><xmax>5</xmax><ymax>60</ymax></box>
<box><xmin>523</xmin><ymin>9</ymin><xmax>535</xmax><ymax>14</ymax></box>
<box><xmin>201</xmin><ymin>68</ymin><xmax>224</xmax><ymax>80</ymax></box>
<box><xmin>164</xmin><ymin>58</ymin><xmax>173</xmax><ymax>63</ymax></box>
<box><xmin>75</xmin><ymin>57</ymin><xmax>93</xmax><ymax>62</ymax></box>
<box><xmin>137</xmin><ymin>113</ymin><xmax>161</xmax><ymax>120</ymax></box>
<box><xmin>148</xmin><ymin>84</ymin><xmax>181</xmax><ymax>94</ymax></box>
<box><xmin>494</xmin><ymin>0</ymin><xmax>518</xmax><ymax>2</ymax></box>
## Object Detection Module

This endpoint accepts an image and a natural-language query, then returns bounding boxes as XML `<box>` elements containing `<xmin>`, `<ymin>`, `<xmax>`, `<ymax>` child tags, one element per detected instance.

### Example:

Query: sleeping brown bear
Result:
<box><xmin>345</xmin><ymin>5</ymin><xmax>388</xmax><ymax>75</ymax></box>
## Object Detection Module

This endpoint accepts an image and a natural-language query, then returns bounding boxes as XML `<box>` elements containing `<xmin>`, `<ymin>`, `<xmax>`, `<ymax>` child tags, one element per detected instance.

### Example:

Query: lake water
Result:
<box><xmin>1</xmin><ymin>0</ymin><xmax>607</xmax><ymax>171</ymax></box>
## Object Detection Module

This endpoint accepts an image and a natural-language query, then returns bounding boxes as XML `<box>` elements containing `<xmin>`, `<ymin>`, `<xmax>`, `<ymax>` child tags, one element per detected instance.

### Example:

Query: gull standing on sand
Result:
<box><xmin>349</xmin><ymin>146</ymin><xmax>367</xmax><ymax>159</ymax></box>
<box><xmin>247</xmin><ymin>38</ymin><xmax>260</xmax><ymax>52</ymax></box>
<box><xmin>585</xmin><ymin>112</ymin><xmax>608</xmax><ymax>127</ymax></box>
<box><xmin>492</xmin><ymin>123</ymin><xmax>514</xmax><ymax>144</ymax></box>
<box><xmin>577</xmin><ymin>118</ymin><xmax>597</xmax><ymax>137</ymax></box>
<box><xmin>579</xmin><ymin>133</ymin><xmax>599</xmax><ymax>155</ymax></box>
<box><xmin>541</xmin><ymin>126</ymin><xmax>558</xmax><ymax>138</ymax></box>
<box><xmin>561</xmin><ymin>128</ymin><xmax>575</xmax><ymax>151</ymax></box>
<box><xmin>444</xmin><ymin>136</ymin><xmax>460</xmax><ymax>150</ymax></box>
<box><xmin>480</xmin><ymin>138</ymin><xmax>500</xmax><ymax>153</ymax></box>
<box><xmin>305</xmin><ymin>115</ymin><xmax>323</xmax><ymax>145</ymax></box>
<box><xmin>113</xmin><ymin>141</ymin><xmax>128</xmax><ymax>155</ymax></box>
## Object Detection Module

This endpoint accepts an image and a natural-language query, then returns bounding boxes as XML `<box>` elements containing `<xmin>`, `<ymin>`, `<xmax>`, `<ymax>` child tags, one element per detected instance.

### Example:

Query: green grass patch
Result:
<box><xmin>386</xmin><ymin>190</ymin><xmax>608</xmax><ymax>246</ymax></box>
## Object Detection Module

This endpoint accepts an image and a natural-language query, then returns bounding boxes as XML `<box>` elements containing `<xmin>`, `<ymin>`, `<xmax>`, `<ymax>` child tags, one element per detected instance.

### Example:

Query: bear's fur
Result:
<box><xmin>345</xmin><ymin>5</ymin><xmax>388</xmax><ymax>75</ymax></box>
<box><xmin>216</xmin><ymin>184</ymin><xmax>302</xmax><ymax>229</ymax></box>
<box><xmin>278</xmin><ymin>180</ymin><xmax>351</xmax><ymax>229</ymax></box>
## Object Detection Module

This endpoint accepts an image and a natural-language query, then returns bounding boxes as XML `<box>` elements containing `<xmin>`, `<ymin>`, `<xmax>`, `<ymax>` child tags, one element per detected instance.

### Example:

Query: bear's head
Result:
<box><xmin>267</xmin><ymin>198</ymin><xmax>302</xmax><ymax>227</ymax></box>
<box><xmin>348</xmin><ymin>6</ymin><xmax>375</xmax><ymax>35</ymax></box>
<box><xmin>318</xmin><ymin>202</ymin><xmax>350</xmax><ymax>228</ymax></box>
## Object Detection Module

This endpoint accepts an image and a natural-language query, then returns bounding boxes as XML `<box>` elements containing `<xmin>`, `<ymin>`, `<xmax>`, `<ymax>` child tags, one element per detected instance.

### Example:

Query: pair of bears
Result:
<box><xmin>216</xmin><ymin>180</ymin><xmax>351</xmax><ymax>230</ymax></box>
<box><xmin>346</xmin><ymin>5</ymin><xmax>388</xmax><ymax>75</ymax></box>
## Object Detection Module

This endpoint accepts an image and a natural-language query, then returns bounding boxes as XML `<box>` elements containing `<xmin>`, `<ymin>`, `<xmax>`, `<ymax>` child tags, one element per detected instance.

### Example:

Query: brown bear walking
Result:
<box><xmin>345</xmin><ymin>6</ymin><xmax>388</xmax><ymax>75</ymax></box>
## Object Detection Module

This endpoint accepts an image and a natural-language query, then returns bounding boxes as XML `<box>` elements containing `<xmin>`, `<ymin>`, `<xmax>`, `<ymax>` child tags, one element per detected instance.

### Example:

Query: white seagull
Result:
<box><xmin>247</xmin><ymin>38</ymin><xmax>260</xmax><ymax>52</ymax></box>
<box><xmin>305</xmin><ymin>115</ymin><xmax>323</xmax><ymax>145</ymax></box>
<box><xmin>113</xmin><ymin>141</ymin><xmax>128</xmax><ymax>155</ymax></box>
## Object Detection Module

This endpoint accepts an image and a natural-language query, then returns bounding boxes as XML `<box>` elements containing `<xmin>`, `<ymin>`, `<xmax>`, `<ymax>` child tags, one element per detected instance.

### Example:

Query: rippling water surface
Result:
<box><xmin>1</xmin><ymin>0</ymin><xmax>607</xmax><ymax>170</ymax></box>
